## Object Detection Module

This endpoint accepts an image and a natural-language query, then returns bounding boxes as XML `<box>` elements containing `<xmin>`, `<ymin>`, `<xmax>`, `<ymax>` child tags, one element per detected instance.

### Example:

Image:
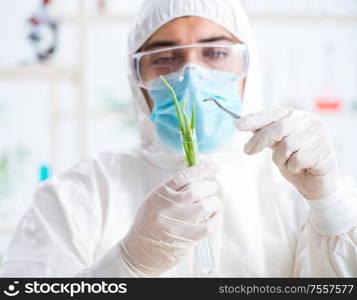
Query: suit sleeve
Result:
<box><xmin>293</xmin><ymin>175</ymin><xmax>357</xmax><ymax>277</ymax></box>
<box><xmin>0</xmin><ymin>159</ymin><xmax>137</xmax><ymax>277</ymax></box>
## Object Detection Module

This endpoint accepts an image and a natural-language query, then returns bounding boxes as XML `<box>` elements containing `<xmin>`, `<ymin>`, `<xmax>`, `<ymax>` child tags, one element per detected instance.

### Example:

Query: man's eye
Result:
<box><xmin>152</xmin><ymin>56</ymin><xmax>177</xmax><ymax>65</ymax></box>
<box><xmin>204</xmin><ymin>50</ymin><xmax>228</xmax><ymax>59</ymax></box>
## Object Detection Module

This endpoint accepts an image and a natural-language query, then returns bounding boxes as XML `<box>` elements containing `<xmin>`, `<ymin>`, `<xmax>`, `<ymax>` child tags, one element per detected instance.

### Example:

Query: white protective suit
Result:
<box><xmin>1</xmin><ymin>0</ymin><xmax>357</xmax><ymax>277</ymax></box>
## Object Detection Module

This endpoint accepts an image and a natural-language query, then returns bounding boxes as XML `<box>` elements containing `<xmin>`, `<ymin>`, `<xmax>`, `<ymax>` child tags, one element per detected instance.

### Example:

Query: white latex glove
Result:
<box><xmin>237</xmin><ymin>108</ymin><xmax>340</xmax><ymax>200</ymax></box>
<box><xmin>119</xmin><ymin>161</ymin><xmax>222</xmax><ymax>276</ymax></box>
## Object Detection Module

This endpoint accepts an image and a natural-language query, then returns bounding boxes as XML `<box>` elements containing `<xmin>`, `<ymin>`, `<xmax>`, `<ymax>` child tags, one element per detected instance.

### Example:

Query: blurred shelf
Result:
<box><xmin>0</xmin><ymin>65</ymin><xmax>79</xmax><ymax>81</ymax></box>
<box><xmin>57</xmin><ymin>13</ymin><xmax>133</xmax><ymax>23</ymax></box>
<box><xmin>0</xmin><ymin>225</ymin><xmax>16</xmax><ymax>234</ymax></box>
<box><xmin>0</xmin><ymin>220</ymin><xmax>19</xmax><ymax>237</ymax></box>
<box><xmin>249</xmin><ymin>13</ymin><xmax>357</xmax><ymax>22</ymax></box>
<box><xmin>56</xmin><ymin>13</ymin><xmax>357</xmax><ymax>24</ymax></box>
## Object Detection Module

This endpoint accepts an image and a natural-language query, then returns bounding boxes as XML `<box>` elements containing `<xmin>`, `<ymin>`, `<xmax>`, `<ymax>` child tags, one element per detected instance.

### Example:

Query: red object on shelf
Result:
<box><xmin>314</xmin><ymin>93</ymin><xmax>342</xmax><ymax>112</ymax></box>
<box><xmin>29</xmin><ymin>16</ymin><xmax>40</xmax><ymax>25</ymax></box>
<box><xmin>98</xmin><ymin>0</ymin><xmax>106</xmax><ymax>11</ymax></box>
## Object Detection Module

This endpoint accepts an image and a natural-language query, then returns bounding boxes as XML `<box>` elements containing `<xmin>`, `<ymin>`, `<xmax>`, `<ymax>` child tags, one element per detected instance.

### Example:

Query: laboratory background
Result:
<box><xmin>0</xmin><ymin>0</ymin><xmax>356</xmax><ymax>264</ymax></box>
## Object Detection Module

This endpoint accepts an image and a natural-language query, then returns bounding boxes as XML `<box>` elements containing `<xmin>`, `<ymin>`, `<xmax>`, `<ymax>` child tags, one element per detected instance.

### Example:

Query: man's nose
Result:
<box><xmin>182</xmin><ymin>49</ymin><xmax>201</xmax><ymax>65</ymax></box>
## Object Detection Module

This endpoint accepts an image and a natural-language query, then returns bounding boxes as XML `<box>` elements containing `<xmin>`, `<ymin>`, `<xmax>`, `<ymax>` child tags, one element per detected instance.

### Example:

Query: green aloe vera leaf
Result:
<box><xmin>160</xmin><ymin>75</ymin><xmax>198</xmax><ymax>167</ymax></box>
<box><xmin>181</xmin><ymin>99</ymin><xmax>193</xmax><ymax>141</ymax></box>
<box><xmin>160</xmin><ymin>75</ymin><xmax>184</xmax><ymax>133</ymax></box>
<box><xmin>181</xmin><ymin>100</ymin><xmax>198</xmax><ymax>166</ymax></box>
<box><xmin>190</xmin><ymin>102</ymin><xmax>195</xmax><ymax>130</ymax></box>
<box><xmin>186</xmin><ymin>140</ymin><xmax>197</xmax><ymax>166</ymax></box>
<box><xmin>183</xmin><ymin>106</ymin><xmax>197</xmax><ymax>165</ymax></box>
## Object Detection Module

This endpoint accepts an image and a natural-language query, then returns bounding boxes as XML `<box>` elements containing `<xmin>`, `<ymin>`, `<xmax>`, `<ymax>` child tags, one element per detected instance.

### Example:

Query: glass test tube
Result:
<box><xmin>180</xmin><ymin>130</ymin><xmax>216</xmax><ymax>274</ymax></box>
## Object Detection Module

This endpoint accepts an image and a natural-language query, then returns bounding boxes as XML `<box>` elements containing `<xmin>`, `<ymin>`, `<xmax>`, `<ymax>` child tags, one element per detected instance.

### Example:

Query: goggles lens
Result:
<box><xmin>132</xmin><ymin>43</ymin><xmax>249</xmax><ymax>89</ymax></box>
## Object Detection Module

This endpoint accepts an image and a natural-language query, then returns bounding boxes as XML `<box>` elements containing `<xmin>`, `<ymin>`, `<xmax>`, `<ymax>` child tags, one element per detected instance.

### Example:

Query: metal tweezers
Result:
<box><xmin>203</xmin><ymin>98</ymin><xmax>241</xmax><ymax>119</ymax></box>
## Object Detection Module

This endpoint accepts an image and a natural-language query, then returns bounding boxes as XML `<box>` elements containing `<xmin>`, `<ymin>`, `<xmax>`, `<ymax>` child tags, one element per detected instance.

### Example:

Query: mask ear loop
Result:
<box><xmin>177</xmin><ymin>63</ymin><xmax>191</xmax><ymax>82</ymax></box>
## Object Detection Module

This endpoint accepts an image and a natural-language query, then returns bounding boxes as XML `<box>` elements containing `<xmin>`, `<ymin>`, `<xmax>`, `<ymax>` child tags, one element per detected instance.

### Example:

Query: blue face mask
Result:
<box><xmin>149</xmin><ymin>65</ymin><xmax>242</xmax><ymax>152</ymax></box>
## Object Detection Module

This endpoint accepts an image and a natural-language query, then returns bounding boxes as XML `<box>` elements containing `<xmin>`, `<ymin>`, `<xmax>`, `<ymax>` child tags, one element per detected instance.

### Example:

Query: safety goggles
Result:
<box><xmin>132</xmin><ymin>43</ymin><xmax>249</xmax><ymax>90</ymax></box>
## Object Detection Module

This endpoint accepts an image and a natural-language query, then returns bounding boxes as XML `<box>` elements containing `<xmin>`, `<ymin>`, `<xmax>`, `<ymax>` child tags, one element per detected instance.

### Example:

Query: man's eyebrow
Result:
<box><xmin>143</xmin><ymin>40</ymin><xmax>178</xmax><ymax>51</ymax></box>
<box><xmin>142</xmin><ymin>36</ymin><xmax>235</xmax><ymax>51</ymax></box>
<box><xmin>198</xmin><ymin>36</ymin><xmax>234</xmax><ymax>43</ymax></box>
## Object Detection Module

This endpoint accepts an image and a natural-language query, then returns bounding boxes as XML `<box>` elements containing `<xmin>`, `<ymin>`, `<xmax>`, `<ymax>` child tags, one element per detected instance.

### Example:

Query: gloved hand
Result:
<box><xmin>237</xmin><ymin>108</ymin><xmax>340</xmax><ymax>200</ymax></box>
<box><xmin>119</xmin><ymin>161</ymin><xmax>222</xmax><ymax>276</ymax></box>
